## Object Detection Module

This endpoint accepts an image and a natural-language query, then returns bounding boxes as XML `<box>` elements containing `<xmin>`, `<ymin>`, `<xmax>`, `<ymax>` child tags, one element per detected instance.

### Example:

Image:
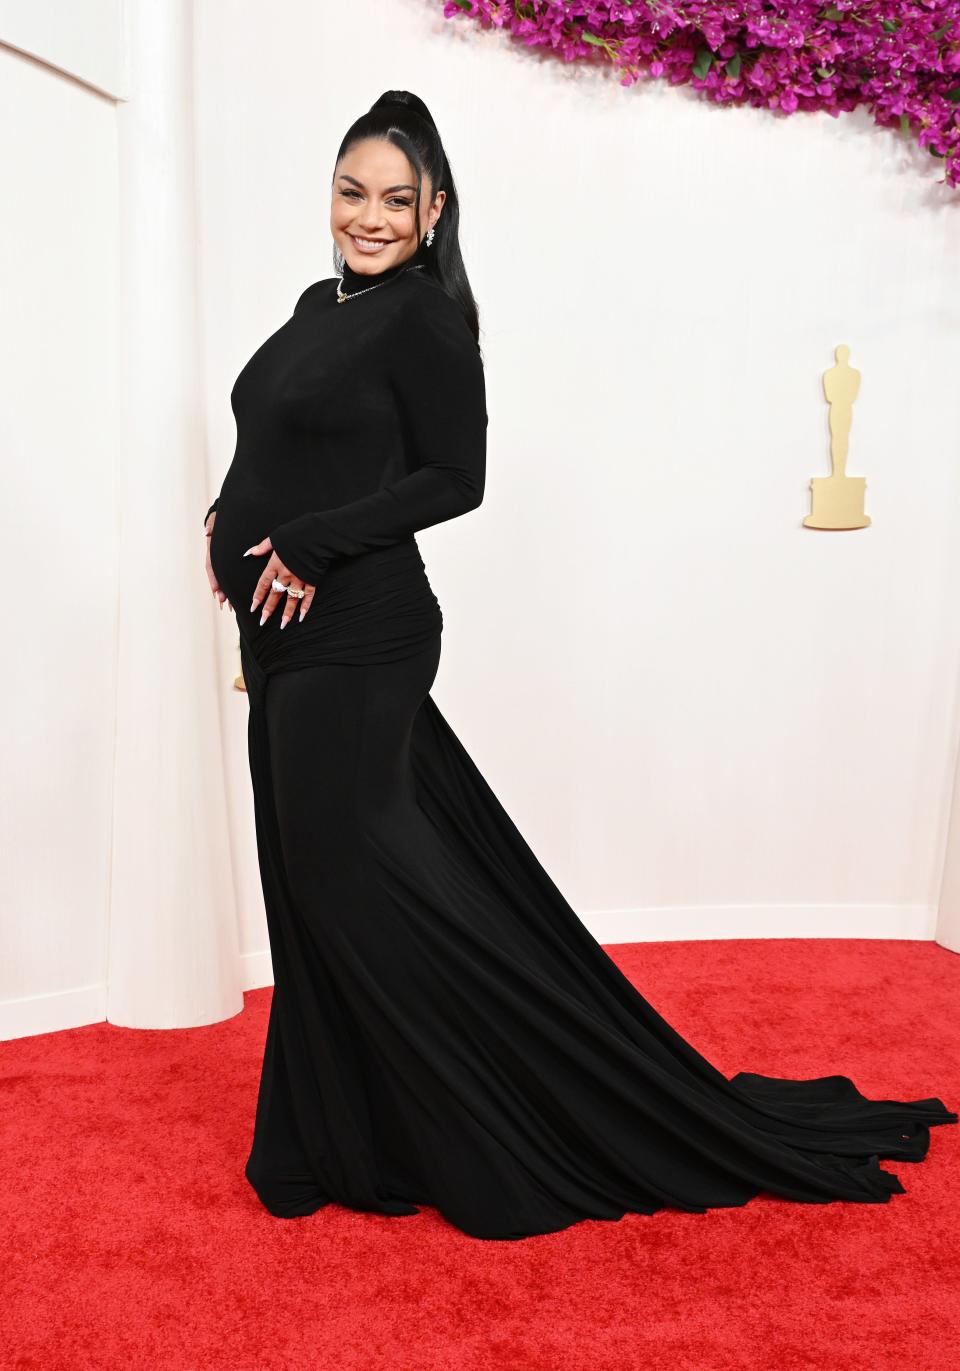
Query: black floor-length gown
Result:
<box><xmin>205</xmin><ymin>241</ymin><xmax>956</xmax><ymax>1241</ymax></box>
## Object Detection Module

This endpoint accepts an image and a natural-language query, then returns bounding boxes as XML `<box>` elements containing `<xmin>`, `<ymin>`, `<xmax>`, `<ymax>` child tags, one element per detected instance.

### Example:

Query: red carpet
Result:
<box><xmin>1</xmin><ymin>938</ymin><xmax>957</xmax><ymax>1371</ymax></box>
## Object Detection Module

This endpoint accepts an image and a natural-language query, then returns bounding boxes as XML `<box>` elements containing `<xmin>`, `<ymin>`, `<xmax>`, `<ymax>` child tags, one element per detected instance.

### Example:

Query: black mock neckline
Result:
<box><xmin>339</xmin><ymin>235</ymin><xmax>431</xmax><ymax>295</ymax></box>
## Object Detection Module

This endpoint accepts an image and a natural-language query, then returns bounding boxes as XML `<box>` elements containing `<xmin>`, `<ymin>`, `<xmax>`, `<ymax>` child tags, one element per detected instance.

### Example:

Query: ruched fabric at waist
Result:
<box><xmin>235</xmin><ymin>539</ymin><xmax>443</xmax><ymax>677</ymax></box>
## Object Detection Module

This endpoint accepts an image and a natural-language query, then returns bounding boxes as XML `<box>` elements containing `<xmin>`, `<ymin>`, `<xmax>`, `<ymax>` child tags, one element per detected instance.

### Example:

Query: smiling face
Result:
<box><xmin>331</xmin><ymin>137</ymin><xmax>446</xmax><ymax>276</ymax></box>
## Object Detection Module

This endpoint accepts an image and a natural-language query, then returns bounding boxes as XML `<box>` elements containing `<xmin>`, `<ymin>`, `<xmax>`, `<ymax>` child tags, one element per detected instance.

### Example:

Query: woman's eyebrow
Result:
<box><xmin>337</xmin><ymin>173</ymin><xmax>416</xmax><ymax>193</ymax></box>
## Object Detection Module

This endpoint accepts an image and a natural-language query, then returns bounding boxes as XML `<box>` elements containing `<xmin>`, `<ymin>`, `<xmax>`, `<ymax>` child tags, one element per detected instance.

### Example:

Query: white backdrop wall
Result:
<box><xmin>0</xmin><ymin>13</ymin><xmax>121</xmax><ymax>1038</ymax></box>
<box><xmin>2</xmin><ymin>0</ymin><xmax>959</xmax><ymax>1040</ymax></box>
<box><xmin>196</xmin><ymin>0</ymin><xmax>960</xmax><ymax>949</ymax></box>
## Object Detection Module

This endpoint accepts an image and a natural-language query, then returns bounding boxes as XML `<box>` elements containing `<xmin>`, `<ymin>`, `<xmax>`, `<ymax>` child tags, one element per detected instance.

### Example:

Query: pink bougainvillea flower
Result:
<box><xmin>442</xmin><ymin>0</ymin><xmax>960</xmax><ymax>188</ymax></box>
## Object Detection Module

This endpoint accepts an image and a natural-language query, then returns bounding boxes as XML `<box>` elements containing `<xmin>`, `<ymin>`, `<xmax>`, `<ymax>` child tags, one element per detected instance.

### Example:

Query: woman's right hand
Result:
<box><xmin>204</xmin><ymin>512</ymin><xmax>232</xmax><ymax>611</ymax></box>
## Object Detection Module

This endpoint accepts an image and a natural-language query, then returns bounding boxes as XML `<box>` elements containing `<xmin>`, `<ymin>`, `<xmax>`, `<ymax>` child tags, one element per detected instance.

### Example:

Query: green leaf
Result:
<box><xmin>823</xmin><ymin>7</ymin><xmax>844</xmax><ymax>20</ymax></box>
<box><xmin>881</xmin><ymin>19</ymin><xmax>898</xmax><ymax>33</ymax></box>
<box><xmin>816</xmin><ymin>66</ymin><xmax>834</xmax><ymax>78</ymax></box>
<box><xmin>693</xmin><ymin>47</ymin><xmax>714</xmax><ymax>79</ymax></box>
<box><xmin>726</xmin><ymin>52</ymin><xmax>742</xmax><ymax>78</ymax></box>
<box><xmin>899</xmin><ymin>113</ymin><xmax>911</xmax><ymax>134</ymax></box>
<box><xmin>947</xmin><ymin>87</ymin><xmax>960</xmax><ymax>103</ymax></box>
<box><xmin>581</xmin><ymin>31</ymin><xmax>606</xmax><ymax>46</ymax></box>
<box><xmin>932</xmin><ymin>22</ymin><xmax>952</xmax><ymax>41</ymax></box>
<box><xmin>451</xmin><ymin>0</ymin><xmax>472</xmax><ymax>9</ymax></box>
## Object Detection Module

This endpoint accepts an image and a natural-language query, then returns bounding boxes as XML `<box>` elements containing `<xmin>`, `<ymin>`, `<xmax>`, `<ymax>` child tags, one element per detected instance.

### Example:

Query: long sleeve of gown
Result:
<box><xmin>268</xmin><ymin>288</ymin><xmax>487</xmax><ymax>584</ymax></box>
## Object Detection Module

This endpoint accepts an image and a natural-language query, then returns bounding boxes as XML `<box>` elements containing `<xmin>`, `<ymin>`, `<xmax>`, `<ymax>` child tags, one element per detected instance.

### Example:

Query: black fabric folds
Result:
<box><xmin>205</xmin><ymin>260</ymin><xmax>957</xmax><ymax>1241</ymax></box>
<box><xmin>268</xmin><ymin>273</ymin><xmax>485</xmax><ymax>585</ymax></box>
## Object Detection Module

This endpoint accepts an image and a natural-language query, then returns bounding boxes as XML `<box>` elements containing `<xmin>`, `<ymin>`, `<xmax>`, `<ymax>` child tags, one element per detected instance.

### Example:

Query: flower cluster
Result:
<box><xmin>442</xmin><ymin>1</ymin><xmax>960</xmax><ymax>187</ymax></box>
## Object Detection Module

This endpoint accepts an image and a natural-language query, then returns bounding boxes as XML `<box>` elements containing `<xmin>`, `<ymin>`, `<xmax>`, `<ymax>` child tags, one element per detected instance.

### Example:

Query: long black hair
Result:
<box><xmin>332</xmin><ymin>90</ymin><xmax>481</xmax><ymax>348</ymax></box>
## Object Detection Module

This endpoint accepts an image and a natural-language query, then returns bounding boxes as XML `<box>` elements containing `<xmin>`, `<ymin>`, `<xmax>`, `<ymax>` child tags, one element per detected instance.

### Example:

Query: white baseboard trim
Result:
<box><xmin>239</xmin><ymin>946</ymin><xmax>274</xmax><ymax>991</ymax></box>
<box><xmin>584</xmin><ymin>902</ymin><xmax>939</xmax><ymax>945</ymax></box>
<box><xmin>0</xmin><ymin>903</ymin><xmax>941</xmax><ymax>1040</ymax></box>
<box><xmin>0</xmin><ymin>982</ymin><xmax>108</xmax><ymax>1043</ymax></box>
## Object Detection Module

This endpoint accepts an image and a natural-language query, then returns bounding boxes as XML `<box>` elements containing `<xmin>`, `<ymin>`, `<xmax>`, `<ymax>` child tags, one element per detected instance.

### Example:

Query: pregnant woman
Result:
<box><xmin>203</xmin><ymin>89</ymin><xmax>956</xmax><ymax>1241</ymax></box>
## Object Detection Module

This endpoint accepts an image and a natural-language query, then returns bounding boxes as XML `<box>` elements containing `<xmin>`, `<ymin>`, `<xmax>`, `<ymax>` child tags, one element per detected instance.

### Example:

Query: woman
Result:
<box><xmin>203</xmin><ymin>90</ymin><xmax>956</xmax><ymax>1241</ymax></box>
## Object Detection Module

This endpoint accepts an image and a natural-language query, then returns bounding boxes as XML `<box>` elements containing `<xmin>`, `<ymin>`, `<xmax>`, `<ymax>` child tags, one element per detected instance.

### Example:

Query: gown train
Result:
<box><xmin>239</xmin><ymin>631</ymin><xmax>957</xmax><ymax>1242</ymax></box>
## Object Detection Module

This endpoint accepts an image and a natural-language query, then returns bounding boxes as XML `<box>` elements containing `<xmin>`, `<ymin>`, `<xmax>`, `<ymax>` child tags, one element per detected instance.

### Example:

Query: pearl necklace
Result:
<box><xmin>336</xmin><ymin>263</ymin><xmax>425</xmax><ymax>304</ymax></box>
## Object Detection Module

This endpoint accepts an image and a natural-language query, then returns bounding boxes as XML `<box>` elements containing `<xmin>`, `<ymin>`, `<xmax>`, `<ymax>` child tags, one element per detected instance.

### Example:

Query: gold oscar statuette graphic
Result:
<box><xmin>804</xmin><ymin>344</ymin><xmax>871</xmax><ymax>530</ymax></box>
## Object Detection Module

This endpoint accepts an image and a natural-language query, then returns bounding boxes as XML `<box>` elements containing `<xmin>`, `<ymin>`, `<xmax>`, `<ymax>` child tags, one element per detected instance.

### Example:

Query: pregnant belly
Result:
<box><xmin>210</xmin><ymin>494</ymin><xmax>443</xmax><ymax>672</ymax></box>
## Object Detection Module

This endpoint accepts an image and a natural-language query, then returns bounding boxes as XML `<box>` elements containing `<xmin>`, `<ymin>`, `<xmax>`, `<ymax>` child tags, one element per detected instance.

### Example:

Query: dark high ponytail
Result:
<box><xmin>332</xmin><ymin>90</ymin><xmax>481</xmax><ymax>349</ymax></box>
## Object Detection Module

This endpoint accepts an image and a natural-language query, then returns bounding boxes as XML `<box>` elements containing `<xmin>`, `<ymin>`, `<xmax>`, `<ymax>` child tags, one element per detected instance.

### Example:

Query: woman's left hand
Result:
<box><xmin>244</xmin><ymin>537</ymin><xmax>316</xmax><ymax>629</ymax></box>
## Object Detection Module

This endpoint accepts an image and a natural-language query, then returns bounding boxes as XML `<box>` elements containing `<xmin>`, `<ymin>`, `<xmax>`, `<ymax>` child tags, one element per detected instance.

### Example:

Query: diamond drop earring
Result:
<box><xmin>425</xmin><ymin>225</ymin><xmax>435</xmax><ymax>247</ymax></box>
